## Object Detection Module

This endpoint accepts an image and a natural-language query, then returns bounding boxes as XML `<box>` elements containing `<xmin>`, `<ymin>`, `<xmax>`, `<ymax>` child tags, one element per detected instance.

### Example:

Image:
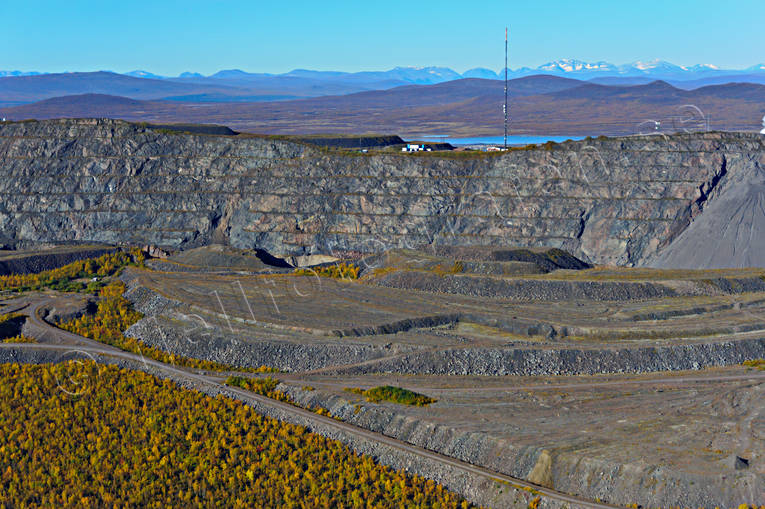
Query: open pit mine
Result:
<box><xmin>1</xmin><ymin>118</ymin><xmax>763</xmax><ymax>508</ymax></box>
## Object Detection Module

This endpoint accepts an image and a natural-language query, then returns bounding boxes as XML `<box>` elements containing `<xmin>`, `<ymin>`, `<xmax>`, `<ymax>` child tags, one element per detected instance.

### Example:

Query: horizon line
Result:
<box><xmin>3</xmin><ymin>60</ymin><xmax>765</xmax><ymax>78</ymax></box>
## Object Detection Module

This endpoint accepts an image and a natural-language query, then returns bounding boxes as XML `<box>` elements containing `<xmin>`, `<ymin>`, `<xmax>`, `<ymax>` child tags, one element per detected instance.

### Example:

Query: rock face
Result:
<box><xmin>649</xmin><ymin>159</ymin><xmax>765</xmax><ymax>268</ymax></box>
<box><xmin>280</xmin><ymin>384</ymin><xmax>765</xmax><ymax>509</ymax></box>
<box><xmin>2</xmin><ymin>118</ymin><xmax>764</xmax><ymax>267</ymax></box>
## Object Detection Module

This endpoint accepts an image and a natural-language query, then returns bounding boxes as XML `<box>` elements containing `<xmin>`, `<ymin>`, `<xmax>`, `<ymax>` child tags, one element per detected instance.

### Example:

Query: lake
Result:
<box><xmin>411</xmin><ymin>135</ymin><xmax>585</xmax><ymax>146</ymax></box>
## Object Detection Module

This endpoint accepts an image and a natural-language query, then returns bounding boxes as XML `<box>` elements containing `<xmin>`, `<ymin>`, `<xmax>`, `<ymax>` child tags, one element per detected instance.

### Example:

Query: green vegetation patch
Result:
<box><xmin>347</xmin><ymin>385</ymin><xmax>437</xmax><ymax>406</ymax></box>
<box><xmin>225</xmin><ymin>376</ymin><xmax>338</xmax><ymax>419</ymax></box>
<box><xmin>225</xmin><ymin>375</ymin><xmax>282</xmax><ymax>396</ymax></box>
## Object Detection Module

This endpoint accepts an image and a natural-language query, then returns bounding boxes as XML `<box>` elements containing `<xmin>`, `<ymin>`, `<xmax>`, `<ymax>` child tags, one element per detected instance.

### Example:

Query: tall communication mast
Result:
<box><xmin>504</xmin><ymin>27</ymin><xmax>508</xmax><ymax>149</ymax></box>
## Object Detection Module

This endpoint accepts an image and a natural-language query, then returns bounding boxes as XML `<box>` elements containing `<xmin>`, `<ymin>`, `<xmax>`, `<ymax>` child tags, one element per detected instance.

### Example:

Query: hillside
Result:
<box><xmin>0</xmin><ymin>69</ymin><xmax>477</xmax><ymax>106</ymax></box>
<box><xmin>0</xmin><ymin>71</ymin><xmax>253</xmax><ymax>105</ymax></box>
<box><xmin>3</xmin><ymin>78</ymin><xmax>763</xmax><ymax>136</ymax></box>
<box><xmin>1</xmin><ymin>118</ymin><xmax>764</xmax><ymax>268</ymax></box>
<box><xmin>8</xmin><ymin>60</ymin><xmax>765</xmax><ymax>92</ymax></box>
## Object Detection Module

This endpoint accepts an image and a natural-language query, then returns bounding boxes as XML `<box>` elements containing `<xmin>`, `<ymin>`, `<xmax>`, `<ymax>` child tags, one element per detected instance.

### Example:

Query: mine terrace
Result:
<box><xmin>0</xmin><ymin>119</ymin><xmax>763</xmax><ymax>508</ymax></box>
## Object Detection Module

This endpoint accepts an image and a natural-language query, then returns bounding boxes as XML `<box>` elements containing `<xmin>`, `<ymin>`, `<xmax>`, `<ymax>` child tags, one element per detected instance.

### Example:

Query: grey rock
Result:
<box><xmin>1</xmin><ymin>119</ymin><xmax>764</xmax><ymax>268</ymax></box>
<box><xmin>650</xmin><ymin>158</ymin><xmax>765</xmax><ymax>268</ymax></box>
<box><xmin>281</xmin><ymin>384</ymin><xmax>763</xmax><ymax>509</ymax></box>
<box><xmin>734</xmin><ymin>455</ymin><xmax>751</xmax><ymax>470</ymax></box>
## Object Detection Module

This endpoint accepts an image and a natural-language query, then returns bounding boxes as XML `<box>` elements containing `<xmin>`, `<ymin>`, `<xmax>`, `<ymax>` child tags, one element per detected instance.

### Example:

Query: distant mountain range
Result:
<box><xmin>1</xmin><ymin>60</ymin><xmax>764</xmax><ymax>109</ymax></box>
<box><xmin>3</xmin><ymin>59</ymin><xmax>764</xmax><ymax>137</ymax></box>
<box><xmin>515</xmin><ymin>59</ymin><xmax>758</xmax><ymax>79</ymax></box>
<box><xmin>3</xmin><ymin>76</ymin><xmax>763</xmax><ymax>137</ymax></box>
<box><xmin>0</xmin><ymin>70</ymin><xmax>44</xmax><ymax>78</ymax></box>
<box><xmin>5</xmin><ymin>59</ymin><xmax>765</xmax><ymax>83</ymax></box>
<box><xmin>3</xmin><ymin>60</ymin><xmax>765</xmax><ymax>109</ymax></box>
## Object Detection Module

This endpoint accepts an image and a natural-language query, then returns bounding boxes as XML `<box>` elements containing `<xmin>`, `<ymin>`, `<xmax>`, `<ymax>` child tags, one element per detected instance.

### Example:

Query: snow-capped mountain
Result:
<box><xmin>686</xmin><ymin>64</ymin><xmax>720</xmax><ymax>71</ymax></box>
<box><xmin>624</xmin><ymin>59</ymin><xmax>685</xmax><ymax>73</ymax></box>
<box><xmin>9</xmin><ymin>60</ymin><xmax>763</xmax><ymax>84</ymax></box>
<box><xmin>0</xmin><ymin>70</ymin><xmax>43</xmax><ymax>77</ymax></box>
<box><xmin>5</xmin><ymin>61</ymin><xmax>765</xmax><ymax>97</ymax></box>
<box><xmin>124</xmin><ymin>70</ymin><xmax>165</xmax><ymax>79</ymax></box>
<box><xmin>538</xmin><ymin>59</ymin><xmax>616</xmax><ymax>73</ymax></box>
<box><xmin>503</xmin><ymin>59</ymin><xmax>765</xmax><ymax>80</ymax></box>
<box><xmin>383</xmin><ymin>66</ymin><xmax>463</xmax><ymax>83</ymax></box>
<box><xmin>524</xmin><ymin>59</ymin><xmax>700</xmax><ymax>78</ymax></box>
<box><xmin>462</xmin><ymin>68</ymin><xmax>500</xmax><ymax>79</ymax></box>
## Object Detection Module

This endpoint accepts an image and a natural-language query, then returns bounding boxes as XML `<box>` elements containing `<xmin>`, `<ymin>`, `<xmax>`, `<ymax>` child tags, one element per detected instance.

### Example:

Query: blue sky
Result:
<box><xmin>1</xmin><ymin>0</ymin><xmax>763</xmax><ymax>75</ymax></box>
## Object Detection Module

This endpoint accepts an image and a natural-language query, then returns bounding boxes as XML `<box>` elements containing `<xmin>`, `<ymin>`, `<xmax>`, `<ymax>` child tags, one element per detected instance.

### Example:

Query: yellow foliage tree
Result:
<box><xmin>58</xmin><ymin>281</ymin><xmax>276</xmax><ymax>374</ymax></box>
<box><xmin>0</xmin><ymin>362</ymin><xmax>475</xmax><ymax>508</ymax></box>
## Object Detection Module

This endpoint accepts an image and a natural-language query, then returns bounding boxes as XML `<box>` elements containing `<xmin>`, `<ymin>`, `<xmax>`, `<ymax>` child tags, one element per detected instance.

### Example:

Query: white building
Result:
<box><xmin>402</xmin><ymin>143</ymin><xmax>432</xmax><ymax>152</ymax></box>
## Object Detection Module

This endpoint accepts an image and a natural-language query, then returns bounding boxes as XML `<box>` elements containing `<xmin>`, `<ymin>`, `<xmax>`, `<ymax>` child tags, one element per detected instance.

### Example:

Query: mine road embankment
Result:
<box><xmin>0</xmin><ymin>295</ymin><xmax>623</xmax><ymax>509</ymax></box>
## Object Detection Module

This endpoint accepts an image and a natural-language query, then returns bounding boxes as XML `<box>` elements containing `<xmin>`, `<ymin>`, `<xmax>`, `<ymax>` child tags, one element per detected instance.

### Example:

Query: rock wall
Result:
<box><xmin>335</xmin><ymin>338</ymin><xmax>765</xmax><ymax>376</ymax></box>
<box><xmin>648</xmin><ymin>151</ymin><xmax>765</xmax><ymax>268</ymax></box>
<box><xmin>121</xmin><ymin>276</ymin><xmax>765</xmax><ymax>375</ymax></box>
<box><xmin>281</xmin><ymin>385</ymin><xmax>763</xmax><ymax>508</ymax></box>
<box><xmin>2</xmin><ymin>118</ymin><xmax>763</xmax><ymax>266</ymax></box>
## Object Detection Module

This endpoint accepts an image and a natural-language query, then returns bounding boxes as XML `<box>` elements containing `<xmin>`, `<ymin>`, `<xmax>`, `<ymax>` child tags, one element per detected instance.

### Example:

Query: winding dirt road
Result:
<box><xmin>6</xmin><ymin>295</ymin><xmax>764</xmax><ymax>508</ymax></box>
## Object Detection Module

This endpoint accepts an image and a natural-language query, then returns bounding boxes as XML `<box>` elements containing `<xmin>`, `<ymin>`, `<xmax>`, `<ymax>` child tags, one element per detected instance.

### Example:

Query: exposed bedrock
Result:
<box><xmin>2</xmin><ymin>119</ymin><xmax>764</xmax><ymax>267</ymax></box>
<box><xmin>366</xmin><ymin>271</ymin><xmax>765</xmax><ymax>300</ymax></box>
<box><xmin>121</xmin><ymin>280</ymin><xmax>765</xmax><ymax>375</ymax></box>
<box><xmin>124</xmin><ymin>316</ymin><xmax>414</xmax><ymax>372</ymax></box>
<box><xmin>335</xmin><ymin>338</ymin><xmax>765</xmax><ymax>376</ymax></box>
<box><xmin>280</xmin><ymin>385</ymin><xmax>764</xmax><ymax>508</ymax></box>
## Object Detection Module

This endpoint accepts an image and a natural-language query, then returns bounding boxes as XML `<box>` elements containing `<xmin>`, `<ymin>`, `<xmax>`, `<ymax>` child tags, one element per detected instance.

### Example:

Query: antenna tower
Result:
<box><xmin>504</xmin><ymin>27</ymin><xmax>508</xmax><ymax>149</ymax></box>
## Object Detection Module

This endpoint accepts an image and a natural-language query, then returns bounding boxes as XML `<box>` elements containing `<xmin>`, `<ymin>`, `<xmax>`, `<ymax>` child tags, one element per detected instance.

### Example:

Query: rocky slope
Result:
<box><xmin>2</xmin><ymin>118</ymin><xmax>764</xmax><ymax>267</ymax></box>
<box><xmin>279</xmin><ymin>383</ymin><xmax>764</xmax><ymax>509</ymax></box>
<box><xmin>0</xmin><ymin>245</ymin><xmax>115</xmax><ymax>275</ymax></box>
<box><xmin>649</xmin><ymin>158</ymin><xmax>765</xmax><ymax>268</ymax></box>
